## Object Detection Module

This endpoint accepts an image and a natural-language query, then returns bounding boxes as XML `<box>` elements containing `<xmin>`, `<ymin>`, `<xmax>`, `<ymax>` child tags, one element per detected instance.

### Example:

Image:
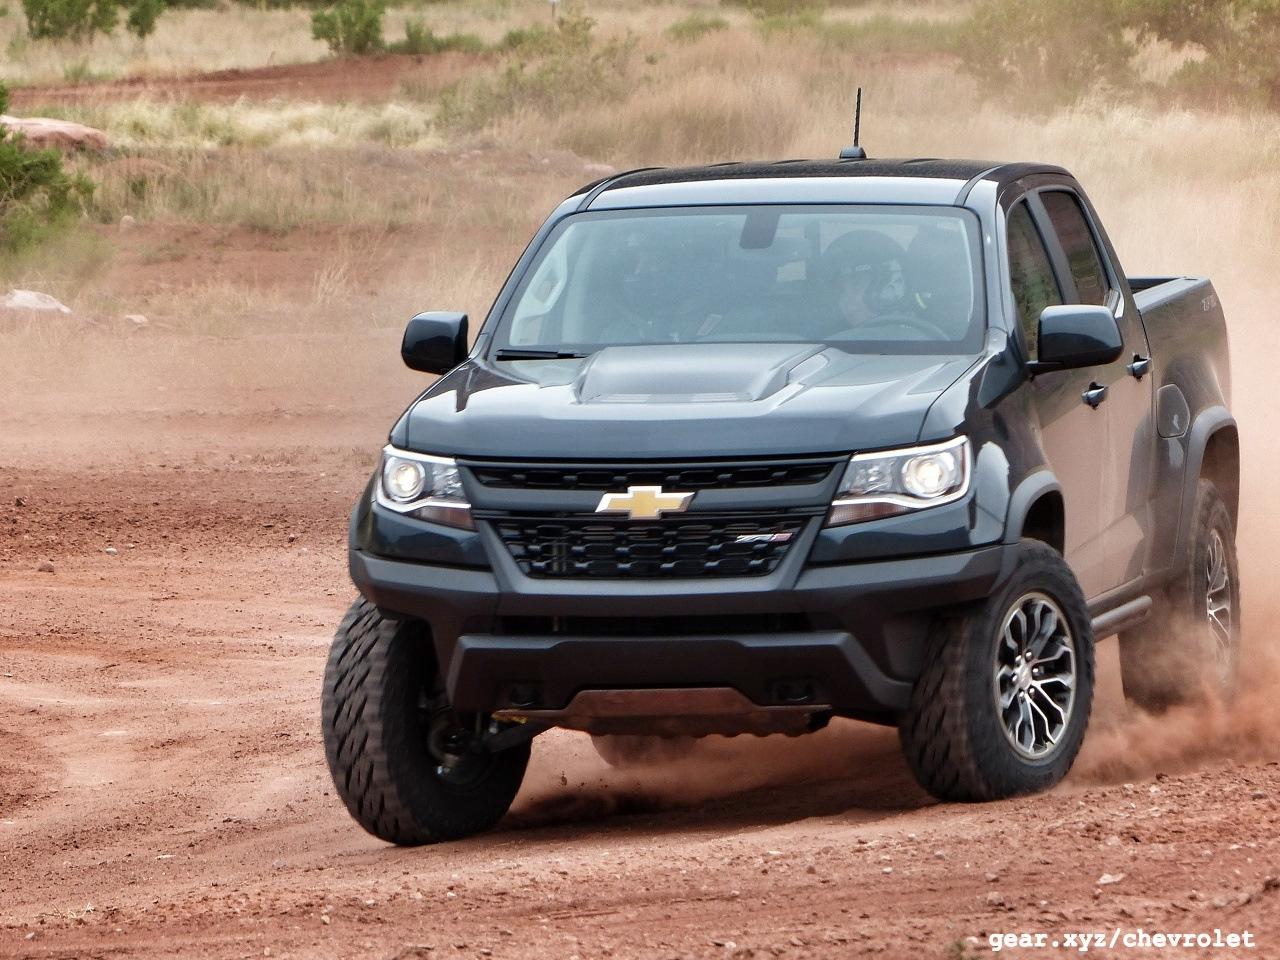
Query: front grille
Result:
<box><xmin>468</xmin><ymin>460</ymin><xmax>836</xmax><ymax>491</ymax></box>
<box><xmin>492</xmin><ymin>513</ymin><xmax>807</xmax><ymax>578</ymax></box>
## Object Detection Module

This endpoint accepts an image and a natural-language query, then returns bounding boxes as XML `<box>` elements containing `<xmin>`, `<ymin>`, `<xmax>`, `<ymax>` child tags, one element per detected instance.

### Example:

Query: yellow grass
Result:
<box><xmin>2</xmin><ymin>1</ymin><xmax>1278</xmax><ymax>444</ymax></box>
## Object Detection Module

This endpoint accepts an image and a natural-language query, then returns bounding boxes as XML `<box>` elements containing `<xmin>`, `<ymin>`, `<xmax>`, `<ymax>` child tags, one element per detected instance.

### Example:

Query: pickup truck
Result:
<box><xmin>321</xmin><ymin>157</ymin><xmax>1239</xmax><ymax>845</ymax></box>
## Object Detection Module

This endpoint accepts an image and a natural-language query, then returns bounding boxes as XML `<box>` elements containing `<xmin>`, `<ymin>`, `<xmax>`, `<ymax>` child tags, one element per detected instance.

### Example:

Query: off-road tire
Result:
<box><xmin>590</xmin><ymin>734</ymin><xmax>697</xmax><ymax>768</ymax></box>
<box><xmin>1119</xmin><ymin>479</ymin><xmax>1240</xmax><ymax>711</ymax></box>
<box><xmin>899</xmin><ymin>539</ymin><xmax>1095</xmax><ymax>802</ymax></box>
<box><xmin>322</xmin><ymin>599</ymin><xmax>530</xmax><ymax>845</ymax></box>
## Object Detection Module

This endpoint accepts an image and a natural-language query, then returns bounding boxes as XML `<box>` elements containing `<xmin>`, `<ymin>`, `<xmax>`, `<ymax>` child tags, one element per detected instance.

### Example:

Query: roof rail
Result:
<box><xmin>574</xmin><ymin>167</ymin><xmax>663</xmax><ymax>210</ymax></box>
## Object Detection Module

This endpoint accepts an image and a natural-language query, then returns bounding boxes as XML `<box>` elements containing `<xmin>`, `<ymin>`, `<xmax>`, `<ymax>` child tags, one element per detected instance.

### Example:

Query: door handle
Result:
<box><xmin>1082</xmin><ymin>382</ymin><xmax>1108</xmax><ymax>408</ymax></box>
<box><xmin>1127</xmin><ymin>354</ymin><xmax>1152</xmax><ymax>380</ymax></box>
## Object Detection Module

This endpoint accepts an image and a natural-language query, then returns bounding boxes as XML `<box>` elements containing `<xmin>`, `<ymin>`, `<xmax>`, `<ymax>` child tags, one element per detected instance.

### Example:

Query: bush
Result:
<box><xmin>440</xmin><ymin>14</ymin><xmax>634</xmax><ymax>130</ymax></box>
<box><xmin>720</xmin><ymin>0</ymin><xmax>825</xmax><ymax>16</ymax></box>
<box><xmin>22</xmin><ymin>0</ymin><xmax>165</xmax><ymax>41</ymax></box>
<box><xmin>311</xmin><ymin>0</ymin><xmax>384</xmax><ymax>55</ymax></box>
<box><xmin>0</xmin><ymin>83</ymin><xmax>92</xmax><ymax>254</ymax></box>
<box><xmin>1127</xmin><ymin>0</ymin><xmax>1280</xmax><ymax>108</ymax></box>
<box><xmin>389</xmin><ymin>18</ymin><xmax>484</xmax><ymax>55</ymax></box>
<box><xmin>956</xmin><ymin>0</ymin><xmax>1135</xmax><ymax>109</ymax></box>
<box><xmin>665</xmin><ymin>13</ymin><xmax>729</xmax><ymax>43</ymax></box>
<box><xmin>124</xmin><ymin>0</ymin><xmax>162</xmax><ymax>39</ymax></box>
<box><xmin>22</xmin><ymin>0</ymin><xmax>116</xmax><ymax>40</ymax></box>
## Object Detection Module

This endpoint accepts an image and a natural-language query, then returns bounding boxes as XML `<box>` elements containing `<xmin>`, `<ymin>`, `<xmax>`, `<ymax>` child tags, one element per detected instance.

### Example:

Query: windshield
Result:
<box><xmin>492</xmin><ymin>204</ymin><xmax>985</xmax><ymax>357</ymax></box>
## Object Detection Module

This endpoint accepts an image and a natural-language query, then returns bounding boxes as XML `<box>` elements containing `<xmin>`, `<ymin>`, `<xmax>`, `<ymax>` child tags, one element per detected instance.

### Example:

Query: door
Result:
<box><xmin>1006</xmin><ymin>200</ymin><xmax>1111</xmax><ymax>599</ymax></box>
<box><xmin>1037</xmin><ymin>190</ymin><xmax>1155</xmax><ymax>588</ymax></box>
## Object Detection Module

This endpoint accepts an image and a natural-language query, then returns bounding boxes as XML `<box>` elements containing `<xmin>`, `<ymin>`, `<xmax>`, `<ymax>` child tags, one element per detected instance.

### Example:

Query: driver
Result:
<box><xmin>819</xmin><ymin>229</ymin><xmax>909</xmax><ymax>337</ymax></box>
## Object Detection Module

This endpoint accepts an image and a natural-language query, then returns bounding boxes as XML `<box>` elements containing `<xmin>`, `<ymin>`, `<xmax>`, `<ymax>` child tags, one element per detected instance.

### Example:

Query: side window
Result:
<box><xmin>1040</xmin><ymin>190</ymin><xmax>1110</xmax><ymax>306</ymax></box>
<box><xmin>1006</xmin><ymin>202</ymin><xmax>1061</xmax><ymax>359</ymax></box>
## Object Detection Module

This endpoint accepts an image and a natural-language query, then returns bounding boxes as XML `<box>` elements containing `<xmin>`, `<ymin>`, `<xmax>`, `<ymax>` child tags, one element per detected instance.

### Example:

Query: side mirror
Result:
<box><xmin>401</xmin><ymin>312</ymin><xmax>468</xmax><ymax>375</ymax></box>
<box><xmin>1030</xmin><ymin>304</ymin><xmax>1123</xmax><ymax>373</ymax></box>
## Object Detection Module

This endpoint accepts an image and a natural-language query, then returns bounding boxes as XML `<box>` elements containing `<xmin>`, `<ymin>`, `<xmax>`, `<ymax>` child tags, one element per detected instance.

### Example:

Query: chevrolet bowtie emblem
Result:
<box><xmin>595</xmin><ymin>485</ymin><xmax>695</xmax><ymax>520</ymax></box>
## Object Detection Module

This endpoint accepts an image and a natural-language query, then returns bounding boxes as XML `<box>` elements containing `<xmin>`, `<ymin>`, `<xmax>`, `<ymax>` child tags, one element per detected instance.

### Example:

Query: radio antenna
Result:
<box><xmin>840</xmin><ymin>87</ymin><xmax>867</xmax><ymax>160</ymax></box>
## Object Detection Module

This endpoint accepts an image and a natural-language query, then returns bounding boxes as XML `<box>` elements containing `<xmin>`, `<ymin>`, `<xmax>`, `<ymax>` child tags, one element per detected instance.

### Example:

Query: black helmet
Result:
<box><xmin>820</xmin><ymin>229</ymin><xmax>907</xmax><ymax>312</ymax></box>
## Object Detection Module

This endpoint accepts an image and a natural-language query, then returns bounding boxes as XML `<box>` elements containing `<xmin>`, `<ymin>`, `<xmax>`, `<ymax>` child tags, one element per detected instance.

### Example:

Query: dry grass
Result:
<box><xmin>1</xmin><ymin>8</ymin><xmax>326</xmax><ymax>86</ymax></box>
<box><xmin>2</xmin><ymin>0</ymin><xmax>1278</xmax><ymax>459</ymax></box>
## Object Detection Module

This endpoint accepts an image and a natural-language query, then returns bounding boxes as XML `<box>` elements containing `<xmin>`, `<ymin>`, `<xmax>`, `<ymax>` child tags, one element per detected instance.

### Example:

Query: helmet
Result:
<box><xmin>820</xmin><ymin>229</ymin><xmax>907</xmax><ymax>313</ymax></box>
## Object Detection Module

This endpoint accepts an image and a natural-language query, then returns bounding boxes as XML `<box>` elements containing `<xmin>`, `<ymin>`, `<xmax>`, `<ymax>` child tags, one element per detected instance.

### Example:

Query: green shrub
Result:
<box><xmin>21</xmin><ymin>0</ymin><xmax>165</xmax><ymax>42</ymax></box>
<box><xmin>956</xmin><ymin>0</ymin><xmax>1135</xmax><ymax>109</ymax></box>
<box><xmin>389</xmin><ymin>18</ymin><xmax>484</xmax><ymax>55</ymax></box>
<box><xmin>721</xmin><ymin>0</ymin><xmax>825</xmax><ymax>16</ymax></box>
<box><xmin>1127</xmin><ymin>0</ymin><xmax>1280</xmax><ymax>108</ymax></box>
<box><xmin>311</xmin><ymin>0</ymin><xmax>384</xmax><ymax>55</ymax></box>
<box><xmin>22</xmin><ymin>0</ymin><xmax>116</xmax><ymax>41</ymax></box>
<box><xmin>440</xmin><ymin>13</ymin><xmax>634</xmax><ymax>130</ymax></box>
<box><xmin>665</xmin><ymin>12</ymin><xmax>729</xmax><ymax>43</ymax></box>
<box><xmin>0</xmin><ymin>83</ymin><xmax>92</xmax><ymax>254</ymax></box>
<box><xmin>808</xmin><ymin>14</ymin><xmax>962</xmax><ymax>58</ymax></box>
<box><xmin>124</xmin><ymin>0</ymin><xmax>163</xmax><ymax>39</ymax></box>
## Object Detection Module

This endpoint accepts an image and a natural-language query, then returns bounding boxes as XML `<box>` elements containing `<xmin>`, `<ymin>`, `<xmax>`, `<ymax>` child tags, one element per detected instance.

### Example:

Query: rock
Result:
<box><xmin>120</xmin><ymin>215</ymin><xmax>138</xmax><ymax>232</ymax></box>
<box><xmin>1</xmin><ymin>114</ymin><xmax>109</xmax><ymax>150</ymax></box>
<box><xmin>14</xmin><ymin>496</ymin><xmax>25</xmax><ymax>507</ymax></box>
<box><xmin>933</xmin><ymin>850</ymin><xmax>945</xmax><ymax>860</ymax></box>
<box><xmin>985</xmin><ymin>892</ymin><xmax>1005</xmax><ymax>907</ymax></box>
<box><xmin>124</xmin><ymin>314</ymin><xmax>149</xmax><ymax>327</ymax></box>
<box><xmin>985</xmin><ymin>872</ymin><xmax>999</xmax><ymax>882</ymax></box>
<box><xmin>1250</xmin><ymin>790</ymin><xmax>1266</xmax><ymax>800</ymax></box>
<box><xmin>1098</xmin><ymin>873</ymin><xmax>1125</xmax><ymax>885</ymax></box>
<box><xmin>1</xmin><ymin>289</ymin><xmax>71</xmax><ymax>314</ymax></box>
<box><xmin>37</xmin><ymin>560</ymin><xmax>55</xmax><ymax>573</ymax></box>
<box><xmin>105</xmin><ymin>546</ymin><xmax>118</xmax><ymax>555</ymax></box>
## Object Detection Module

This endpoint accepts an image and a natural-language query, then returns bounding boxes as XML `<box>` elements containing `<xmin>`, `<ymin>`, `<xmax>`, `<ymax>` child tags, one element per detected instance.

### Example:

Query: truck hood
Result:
<box><xmin>399</xmin><ymin>343</ymin><xmax>978</xmax><ymax>459</ymax></box>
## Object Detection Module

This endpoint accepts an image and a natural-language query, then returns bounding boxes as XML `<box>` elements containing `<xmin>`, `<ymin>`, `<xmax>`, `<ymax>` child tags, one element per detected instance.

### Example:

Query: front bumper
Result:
<box><xmin>350</xmin><ymin>541</ymin><xmax>1015</xmax><ymax>723</ymax></box>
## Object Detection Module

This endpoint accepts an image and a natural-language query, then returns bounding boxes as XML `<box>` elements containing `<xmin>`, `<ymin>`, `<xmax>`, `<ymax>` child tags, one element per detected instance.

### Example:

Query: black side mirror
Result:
<box><xmin>401</xmin><ymin>312</ymin><xmax>468</xmax><ymax>374</ymax></box>
<box><xmin>1029</xmin><ymin>304</ymin><xmax>1123</xmax><ymax>374</ymax></box>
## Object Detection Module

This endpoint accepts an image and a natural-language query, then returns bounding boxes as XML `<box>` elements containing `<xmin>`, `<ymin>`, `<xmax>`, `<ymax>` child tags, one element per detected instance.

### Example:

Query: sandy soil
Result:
<box><xmin>0</xmin><ymin>395</ymin><xmax>1278</xmax><ymax>960</ymax></box>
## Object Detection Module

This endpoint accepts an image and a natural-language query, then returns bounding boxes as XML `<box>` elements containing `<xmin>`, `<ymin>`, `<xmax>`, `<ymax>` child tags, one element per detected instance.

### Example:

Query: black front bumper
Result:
<box><xmin>350</xmin><ymin>541</ymin><xmax>1015</xmax><ymax>723</ymax></box>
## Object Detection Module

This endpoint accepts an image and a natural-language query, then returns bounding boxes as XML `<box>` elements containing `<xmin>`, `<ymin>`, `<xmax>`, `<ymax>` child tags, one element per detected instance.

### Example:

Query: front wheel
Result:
<box><xmin>322</xmin><ymin>599</ymin><xmax>530</xmax><ymax>845</ymax></box>
<box><xmin>899</xmin><ymin>540</ymin><xmax>1095</xmax><ymax>802</ymax></box>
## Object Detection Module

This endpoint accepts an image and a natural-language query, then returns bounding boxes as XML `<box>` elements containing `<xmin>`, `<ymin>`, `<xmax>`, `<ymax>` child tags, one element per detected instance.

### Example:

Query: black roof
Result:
<box><xmin>573</xmin><ymin>158</ymin><xmax>1070</xmax><ymax>198</ymax></box>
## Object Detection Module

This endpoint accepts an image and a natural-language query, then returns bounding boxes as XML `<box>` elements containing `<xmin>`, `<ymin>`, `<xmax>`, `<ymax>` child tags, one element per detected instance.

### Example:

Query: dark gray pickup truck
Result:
<box><xmin>321</xmin><ymin>157</ymin><xmax>1239</xmax><ymax>845</ymax></box>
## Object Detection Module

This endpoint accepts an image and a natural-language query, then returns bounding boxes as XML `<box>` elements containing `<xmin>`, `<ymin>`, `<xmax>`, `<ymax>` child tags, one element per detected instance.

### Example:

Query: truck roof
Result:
<box><xmin>577</xmin><ymin>158</ymin><xmax>1071</xmax><ymax>210</ymax></box>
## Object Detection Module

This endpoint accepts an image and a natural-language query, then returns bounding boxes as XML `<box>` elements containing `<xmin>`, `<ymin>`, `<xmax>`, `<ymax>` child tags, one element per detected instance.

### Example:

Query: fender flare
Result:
<box><xmin>1001</xmin><ymin>469</ymin><xmax>1062</xmax><ymax>545</ymax></box>
<box><xmin>1171</xmin><ymin>405</ymin><xmax>1237</xmax><ymax>561</ymax></box>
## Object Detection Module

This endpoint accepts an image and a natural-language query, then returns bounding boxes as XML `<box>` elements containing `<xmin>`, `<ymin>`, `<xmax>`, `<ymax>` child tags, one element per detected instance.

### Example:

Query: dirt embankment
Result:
<box><xmin>6</xmin><ymin>52</ymin><xmax>488</xmax><ymax>107</ymax></box>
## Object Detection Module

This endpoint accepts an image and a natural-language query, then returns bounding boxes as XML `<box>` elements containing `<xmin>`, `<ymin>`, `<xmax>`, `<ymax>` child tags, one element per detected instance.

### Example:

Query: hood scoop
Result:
<box><xmin>575</xmin><ymin>343</ymin><xmax>825</xmax><ymax>404</ymax></box>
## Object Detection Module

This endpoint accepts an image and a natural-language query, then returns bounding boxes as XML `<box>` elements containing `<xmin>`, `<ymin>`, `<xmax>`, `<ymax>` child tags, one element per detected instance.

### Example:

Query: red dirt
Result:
<box><xmin>1</xmin><ymin>396</ymin><xmax>1278</xmax><ymax>959</ymax></box>
<box><xmin>7</xmin><ymin>52</ymin><xmax>488</xmax><ymax>107</ymax></box>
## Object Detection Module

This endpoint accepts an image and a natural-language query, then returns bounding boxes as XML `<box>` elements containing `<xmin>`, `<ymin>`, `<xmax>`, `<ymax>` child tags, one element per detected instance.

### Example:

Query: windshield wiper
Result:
<box><xmin>494</xmin><ymin>348</ymin><xmax>591</xmax><ymax>360</ymax></box>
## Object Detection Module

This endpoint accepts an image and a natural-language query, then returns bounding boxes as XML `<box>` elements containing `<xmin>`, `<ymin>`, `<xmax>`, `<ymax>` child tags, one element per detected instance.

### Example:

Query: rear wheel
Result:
<box><xmin>322</xmin><ymin>599</ymin><xmax>530</xmax><ymax>845</ymax></box>
<box><xmin>899</xmin><ymin>540</ymin><xmax>1095</xmax><ymax>802</ymax></box>
<box><xmin>1119</xmin><ymin>479</ymin><xmax>1240</xmax><ymax>711</ymax></box>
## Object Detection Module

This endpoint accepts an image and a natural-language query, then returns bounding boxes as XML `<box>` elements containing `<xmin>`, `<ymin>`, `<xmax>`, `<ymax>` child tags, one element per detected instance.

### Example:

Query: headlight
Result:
<box><xmin>375</xmin><ymin>446</ymin><xmax>473</xmax><ymax>530</ymax></box>
<box><xmin>826</xmin><ymin>436</ymin><xmax>971</xmax><ymax>526</ymax></box>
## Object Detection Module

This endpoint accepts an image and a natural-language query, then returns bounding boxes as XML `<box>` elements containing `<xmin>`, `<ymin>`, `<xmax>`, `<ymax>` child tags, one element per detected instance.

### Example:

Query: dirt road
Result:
<box><xmin>1</xmin><ymin>405</ymin><xmax>1278</xmax><ymax>960</ymax></box>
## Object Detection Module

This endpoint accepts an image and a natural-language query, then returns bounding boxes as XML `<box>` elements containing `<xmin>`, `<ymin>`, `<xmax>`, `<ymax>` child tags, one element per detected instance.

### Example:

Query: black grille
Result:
<box><xmin>492</xmin><ymin>513</ymin><xmax>807</xmax><ymax>578</ymax></box>
<box><xmin>468</xmin><ymin>460</ymin><xmax>835</xmax><ymax>491</ymax></box>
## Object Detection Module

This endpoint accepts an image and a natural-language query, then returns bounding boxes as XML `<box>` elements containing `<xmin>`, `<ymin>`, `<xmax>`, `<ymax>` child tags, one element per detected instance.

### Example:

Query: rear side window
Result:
<box><xmin>1040</xmin><ymin>190</ymin><xmax>1110</xmax><ymax>306</ymax></box>
<box><xmin>1006</xmin><ymin>203</ymin><xmax>1061</xmax><ymax>359</ymax></box>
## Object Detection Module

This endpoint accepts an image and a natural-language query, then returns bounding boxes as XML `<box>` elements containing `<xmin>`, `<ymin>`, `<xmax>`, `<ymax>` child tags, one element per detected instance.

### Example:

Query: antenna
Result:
<box><xmin>840</xmin><ymin>87</ymin><xmax>867</xmax><ymax>160</ymax></box>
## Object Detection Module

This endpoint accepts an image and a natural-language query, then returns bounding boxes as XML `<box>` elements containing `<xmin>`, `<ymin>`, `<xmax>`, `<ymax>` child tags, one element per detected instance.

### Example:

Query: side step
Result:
<box><xmin>1091</xmin><ymin>595</ymin><xmax>1152</xmax><ymax>639</ymax></box>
